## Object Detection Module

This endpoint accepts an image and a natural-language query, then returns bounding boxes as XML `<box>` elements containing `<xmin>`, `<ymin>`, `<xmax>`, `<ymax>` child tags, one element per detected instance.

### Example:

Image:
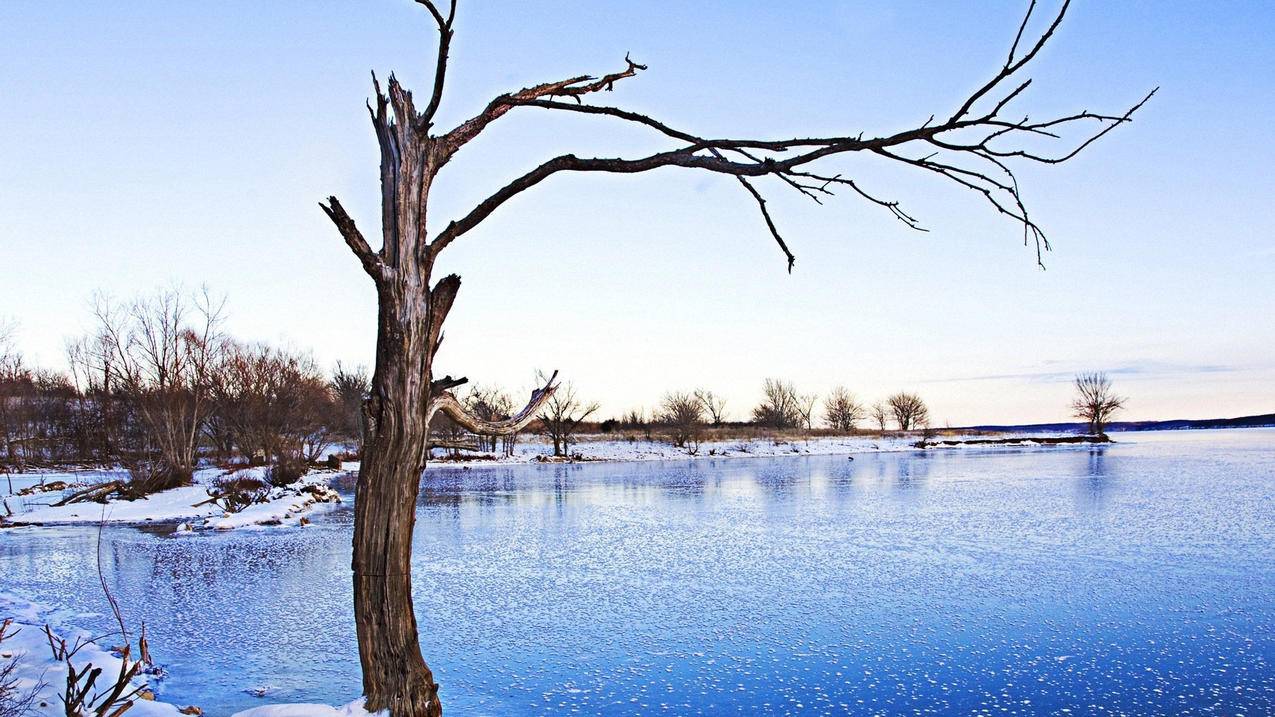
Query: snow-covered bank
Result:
<box><xmin>1</xmin><ymin>467</ymin><xmax>343</xmax><ymax>531</ymax></box>
<box><xmin>424</xmin><ymin>431</ymin><xmax>1099</xmax><ymax>467</ymax></box>
<box><xmin>0</xmin><ymin>591</ymin><xmax>376</xmax><ymax>717</ymax></box>
<box><xmin>230</xmin><ymin>700</ymin><xmax>382</xmax><ymax>717</ymax></box>
<box><xmin>428</xmin><ymin>434</ymin><xmax>924</xmax><ymax>466</ymax></box>
<box><xmin>0</xmin><ymin>592</ymin><xmax>189</xmax><ymax>717</ymax></box>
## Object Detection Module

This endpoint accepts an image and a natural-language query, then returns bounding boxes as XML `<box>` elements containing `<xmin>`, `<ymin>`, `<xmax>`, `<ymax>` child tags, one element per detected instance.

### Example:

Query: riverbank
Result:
<box><xmin>1</xmin><ymin>467</ymin><xmax>343</xmax><ymax>530</ymax></box>
<box><xmin>0</xmin><ymin>591</ymin><xmax>376</xmax><ymax>717</ymax></box>
<box><xmin>428</xmin><ymin>433</ymin><xmax>923</xmax><ymax>465</ymax></box>
<box><xmin>2</xmin><ymin>431</ymin><xmax>1108</xmax><ymax>529</ymax></box>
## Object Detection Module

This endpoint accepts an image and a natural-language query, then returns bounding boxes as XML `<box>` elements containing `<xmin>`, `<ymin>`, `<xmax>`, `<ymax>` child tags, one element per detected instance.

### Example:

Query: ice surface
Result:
<box><xmin>2</xmin><ymin>429</ymin><xmax>1272</xmax><ymax>715</ymax></box>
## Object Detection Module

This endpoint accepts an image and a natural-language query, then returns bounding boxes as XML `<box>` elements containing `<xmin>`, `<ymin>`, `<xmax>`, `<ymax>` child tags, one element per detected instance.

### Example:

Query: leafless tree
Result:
<box><xmin>870</xmin><ymin>402</ymin><xmax>891</xmax><ymax>433</ymax></box>
<box><xmin>535</xmin><ymin>376</ymin><xmax>598</xmax><ymax>457</ymax></box>
<box><xmin>795</xmin><ymin>391</ymin><xmax>819</xmax><ymax>431</ymax></box>
<box><xmin>66</xmin><ymin>334</ymin><xmax>128</xmax><ymax>461</ymax></box>
<box><xmin>77</xmin><ymin>289</ymin><xmax>225</xmax><ymax>491</ymax></box>
<box><xmin>657</xmin><ymin>391</ymin><xmax>705</xmax><ymax>449</ymax></box>
<box><xmin>464</xmin><ymin>384</ymin><xmax>516</xmax><ymax>453</ymax></box>
<box><xmin>824</xmin><ymin>386</ymin><xmax>867</xmax><ymax>432</ymax></box>
<box><xmin>319</xmin><ymin>1</ymin><xmax>1151</xmax><ymax>710</ymax></box>
<box><xmin>693</xmin><ymin>389</ymin><xmax>728</xmax><ymax>426</ymax></box>
<box><xmin>331</xmin><ymin>362</ymin><xmax>370</xmax><ymax>450</ymax></box>
<box><xmin>1071</xmin><ymin>372</ymin><xmax>1126</xmax><ymax>435</ymax></box>
<box><xmin>619</xmin><ymin>408</ymin><xmax>647</xmax><ymax>429</ymax></box>
<box><xmin>888</xmin><ymin>392</ymin><xmax>930</xmax><ymax>432</ymax></box>
<box><xmin>208</xmin><ymin>342</ymin><xmax>335</xmax><ymax>473</ymax></box>
<box><xmin>752</xmin><ymin>378</ymin><xmax>803</xmax><ymax>429</ymax></box>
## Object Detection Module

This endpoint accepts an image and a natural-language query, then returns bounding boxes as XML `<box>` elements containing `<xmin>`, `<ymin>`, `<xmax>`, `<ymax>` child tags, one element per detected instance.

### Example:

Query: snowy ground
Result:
<box><xmin>1</xmin><ymin>466</ymin><xmax>343</xmax><ymax>531</ymax></box>
<box><xmin>0</xmin><ymin>591</ymin><xmax>377</xmax><ymax>717</ymax></box>
<box><xmin>428</xmin><ymin>433</ymin><xmax>927</xmax><ymax>466</ymax></box>
<box><xmin>1</xmin><ymin>433</ymin><xmax>1089</xmax><ymax>529</ymax></box>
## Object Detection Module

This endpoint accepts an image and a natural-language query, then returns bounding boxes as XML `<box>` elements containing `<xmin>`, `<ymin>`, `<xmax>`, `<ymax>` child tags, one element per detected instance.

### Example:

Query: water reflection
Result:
<box><xmin>1076</xmin><ymin>446</ymin><xmax>1113</xmax><ymax>510</ymax></box>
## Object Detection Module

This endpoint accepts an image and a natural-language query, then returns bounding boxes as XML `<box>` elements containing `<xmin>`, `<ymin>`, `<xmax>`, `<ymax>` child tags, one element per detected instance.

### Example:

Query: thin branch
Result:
<box><xmin>416</xmin><ymin>0</ymin><xmax>457</xmax><ymax>129</ymax></box>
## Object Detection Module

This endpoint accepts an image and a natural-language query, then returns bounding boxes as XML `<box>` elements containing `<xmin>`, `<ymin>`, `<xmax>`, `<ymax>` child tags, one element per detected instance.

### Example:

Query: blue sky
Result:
<box><xmin>1</xmin><ymin>1</ymin><xmax>1272</xmax><ymax>425</ymax></box>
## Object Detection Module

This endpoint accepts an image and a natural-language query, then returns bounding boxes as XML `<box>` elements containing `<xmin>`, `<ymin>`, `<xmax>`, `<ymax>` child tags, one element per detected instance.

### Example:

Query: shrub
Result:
<box><xmin>0</xmin><ymin>619</ymin><xmax>39</xmax><ymax>717</ymax></box>
<box><xmin>209</xmin><ymin>474</ymin><xmax>269</xmax><ymax>513</ymax></box>
<box><xmin>126</xmin><ymin>460</ymin><xmax>193</xmax><ymax>496</ymax></box>
<box><xmin>266</xmin><ymin>454</ymin><xmax>308</xmax><ymax>487</ymax></box>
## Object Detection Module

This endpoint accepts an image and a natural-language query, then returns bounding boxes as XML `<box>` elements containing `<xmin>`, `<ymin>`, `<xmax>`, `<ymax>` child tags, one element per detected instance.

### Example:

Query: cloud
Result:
<box><xmin>926</xmin><ymin>361</ymin><xmax>1244</xmax><ymax>384</ymax></box>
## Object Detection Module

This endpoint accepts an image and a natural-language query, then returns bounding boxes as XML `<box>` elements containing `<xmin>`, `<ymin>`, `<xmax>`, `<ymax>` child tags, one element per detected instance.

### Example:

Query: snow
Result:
<box><xmin>3</xmin><ymin>468</ymin><xmax>342</xmax><ymax>531</ymax></box>
<box><xmin>13</xmin><ymin>484</ymin><xmax>219</xmax><ymax>525</ymax></box>
<box><xmin>203</xmin><ymin>482</ymin><xmax>342</xmax><ymax>531</ymax></box>
<box><xmin>427</xmin><ymin>434</ymin><xmax>924</xmax><ymax>466</ymax></box>
<box><xmin>1</xmin><ymin>591</ymin><xmax>376</xmax><ymax>717</ymax></box>
<box><xmin>0</xmin><ymin>592</ymin><xmax>188</xmax><ymax>717</ymax></box>
<box><xmin>230</xmin><ymin>699</ymin><xmax>384</xmax><ymax>717</ymax></box>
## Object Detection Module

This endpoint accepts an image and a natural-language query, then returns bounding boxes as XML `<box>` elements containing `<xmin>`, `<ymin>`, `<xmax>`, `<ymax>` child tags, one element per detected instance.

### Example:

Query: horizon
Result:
<box><xmin>2</xmin><ymin>1</ymin><xmax>1272</xmax><ymax>425</ymax></box>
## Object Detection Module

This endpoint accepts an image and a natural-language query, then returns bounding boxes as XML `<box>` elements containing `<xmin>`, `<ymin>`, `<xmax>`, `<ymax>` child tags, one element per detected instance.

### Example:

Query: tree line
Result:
<box><xmin>1</xmin><ymin>290</ymin><xmax>1129</xmax><ymax>475</ymax></box>
<box><xmin>0</xmin><ymin>290</ymin><xmax>366</xmax><ymax>489</ymax></box>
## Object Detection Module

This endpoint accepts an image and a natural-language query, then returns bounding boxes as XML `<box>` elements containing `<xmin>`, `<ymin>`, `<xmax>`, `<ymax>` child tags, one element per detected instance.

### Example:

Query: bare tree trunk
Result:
<box><xmin>352</xmin><ymin>285</ymin><xmax>441</xmax><ymax>715</ymax></box>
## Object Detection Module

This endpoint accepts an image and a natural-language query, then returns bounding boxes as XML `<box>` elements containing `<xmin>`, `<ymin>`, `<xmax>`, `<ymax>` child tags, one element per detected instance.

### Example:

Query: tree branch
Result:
<box><xmin>424</xmin><ymin>0</ymin><xmax>1151</xmax><ymax>269</ymax></box>
<box><xmin>438</xmin><ymin>54</ymin><xmax>647</xmax><ymax>159</ymax></box>
<box><xmin>320</xmin><ymin>196</ymin><xmax>386</xmax><ymax>282</ymax></box>
<box><xmin>427</xmin><ymin>273</ymin><xmax>460</xmax><ymax>359</ymax></box>
<box><xmin>428</xmin><ymin>370</ymin><xmax>558</xmax><ymax>435</ymax></box>
<box><xmin>430</xmin><ymin>374</ymin><xmax>467</xmax><ymax>393</ymax></box>
<box><xmin>415</xmin><ymin>0</ymin><xmax>457</xmax><ymax>130</ymax></box>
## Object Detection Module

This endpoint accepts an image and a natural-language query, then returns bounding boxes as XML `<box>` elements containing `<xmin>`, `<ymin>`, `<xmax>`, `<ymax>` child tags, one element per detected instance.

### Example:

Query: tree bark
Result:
<box><xmin>352</xmin><ymin>281</ymin><xmax>441</xmax><ymax>716</ymax></box>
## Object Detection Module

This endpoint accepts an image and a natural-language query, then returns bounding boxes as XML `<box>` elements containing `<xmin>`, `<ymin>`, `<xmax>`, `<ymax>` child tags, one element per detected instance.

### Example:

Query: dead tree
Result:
<box><xmin>871</xmin><ymin>401</ymin><xmax>890</xmax><ymax>433</ymax></box>
<box><xmin>535</xmin><ymin>378</ymin><xmax>599</xmax><ymax>457</ymax></box>
<box><xmin>321</xmin><ymin>1</ymin><xmax>1151</xmax><ymax>713</ymax></box>
<box><xmin>657</xmin><ymin>391</ymin><xmax>705</xmax><ymax>448</ymax></box>
<box><xmin>824</xmin><ymin>386</ymin><xmax>867</xmax><ymax>432</ymax></box>
<box><xmin>693</xmin><ymin>389</ymin><xmax>728</xmax><ymax>426</ymax></box>
<box><xmin>888</xmin><ymin>392</ymin><xmax>931</xmax><ymax>432</ymax></box>
<box><xmin>1071</xmin><ymin>372</ymin><xmax>1126</xmax><ymax>435</ymax></box>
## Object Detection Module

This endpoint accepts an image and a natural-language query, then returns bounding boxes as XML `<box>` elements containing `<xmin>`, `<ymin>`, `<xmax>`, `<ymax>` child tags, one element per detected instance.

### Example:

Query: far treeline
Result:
<box><xmin>0</xmin><ymin>288</ymin><xmax>1127</xmax><ymax>477</ymax></box>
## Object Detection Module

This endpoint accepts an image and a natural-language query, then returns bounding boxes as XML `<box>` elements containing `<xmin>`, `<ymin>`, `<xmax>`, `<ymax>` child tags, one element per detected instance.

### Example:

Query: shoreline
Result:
<box><xmin>1</xmin><ymin>432</ymin><xmax>1128</xmax><ymax>529</ymax></box>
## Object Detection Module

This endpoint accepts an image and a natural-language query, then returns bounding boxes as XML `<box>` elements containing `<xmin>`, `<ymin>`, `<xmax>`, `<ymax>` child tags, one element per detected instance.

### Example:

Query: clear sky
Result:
<box><xmin>1</xmin><ymin>1</ymin><xmax>1272</xmax><ymax>426</ymax></box>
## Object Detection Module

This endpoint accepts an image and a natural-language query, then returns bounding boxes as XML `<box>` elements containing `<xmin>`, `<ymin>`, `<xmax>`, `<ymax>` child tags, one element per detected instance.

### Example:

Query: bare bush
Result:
<box><xmin>1071</xmin><ymin>372</ymin><xmax>1126</xmax><ymax>435</ymax></box>
<box><xmin>208</xmin><ymin>342</ymin><xmax>334</xmax><ymax>470</ymax></box>
<box><xmin>870</xmin><ymin>402</ymin><xmax>889</xmax><ymax>432</ymax></box>
<box><xmin>887</xmin><ymin>392</ymin><xmax>930</xmax><ymax>432</ymax></box>
<box><xmin>752</xmin><ymin>378</ymin><xmax>803</xmax><ymax>429</ymax></box>
<box><xmin>824</xmin><ymin>386</ymin><xmax>866</xmax><ymax>432</ymax></box>
<box><xmin>330</xmin><ymin>363</ymin><xmax>370</xmax><ymax>449</ymax></box>
<box><xmin>619</xmin><ymin>408</ymin><xmax>647</xmax><ymax>430</ymax></box>
<box><xmin>536</xmin><ymin>377</ymin><xmax>599</xmax><ymax>457</ymax></box>
<box><xmin>1</xmin><ymin>618</ymin><xmax>40</xmax><ymax>717</ymax></box>
<box><xmin>657</xmin><ymin>392</ymin><xmax>705</xmax><ymax>449</ymax></box>
<box><xmin>206</xmin><ymin>474</ymin><xmax>270</xmax><ymax>513</ymax></box>
<box><xmin>693</xmin><ymin>390</ymin><xmax>728</xmax><ymax>426</ymax></box>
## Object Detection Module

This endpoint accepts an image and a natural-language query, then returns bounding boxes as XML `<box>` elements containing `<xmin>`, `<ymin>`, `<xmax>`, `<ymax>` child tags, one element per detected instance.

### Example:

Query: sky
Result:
<box><xmin>1</xmin><ymin>1</ymin><xmax>1272</xmax><ymax>426</ymax></box>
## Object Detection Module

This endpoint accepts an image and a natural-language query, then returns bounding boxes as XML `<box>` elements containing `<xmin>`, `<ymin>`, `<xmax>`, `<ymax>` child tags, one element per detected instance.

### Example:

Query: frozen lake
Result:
<box><xmin>2</xmin><ymin>429</ymin><xmax>1273</xmax><ymax>715</ymax></box>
